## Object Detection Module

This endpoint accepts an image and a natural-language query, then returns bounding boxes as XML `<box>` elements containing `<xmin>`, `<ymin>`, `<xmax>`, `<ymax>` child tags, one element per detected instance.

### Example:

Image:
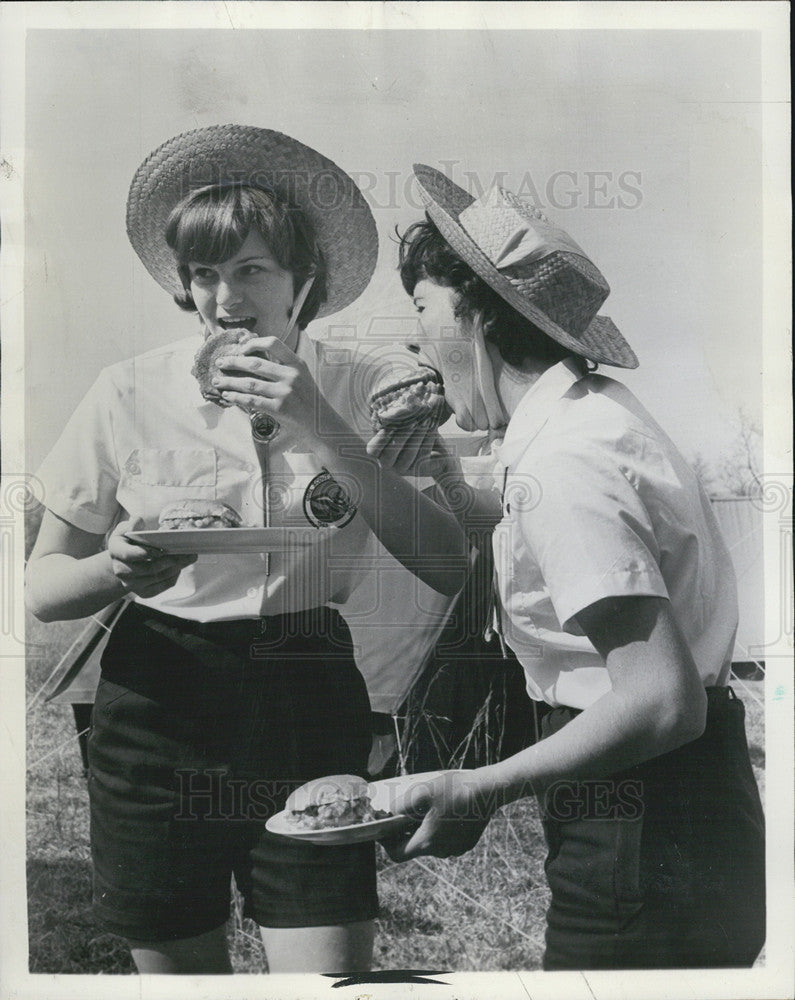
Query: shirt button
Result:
<box><xmin>247</xmin><ymin>587</ymin><xmax>257</xmax><ymax>598</ymax></box>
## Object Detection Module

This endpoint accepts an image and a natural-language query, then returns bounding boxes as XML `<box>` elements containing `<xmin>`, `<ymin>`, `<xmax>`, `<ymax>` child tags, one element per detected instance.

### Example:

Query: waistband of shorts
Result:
<box><xmin>128</xmin><ymin>602</ymin><xmax>343</xmax><ymax>642</ymax></box>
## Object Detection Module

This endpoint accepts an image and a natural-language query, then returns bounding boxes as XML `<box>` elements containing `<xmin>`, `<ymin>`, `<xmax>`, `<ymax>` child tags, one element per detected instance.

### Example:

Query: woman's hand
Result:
<box><xmin>380</xmin><ymin>769</ymin><xmax>498</xmax><ymax>861</ymax></box>
<box><xmin>26</xmin><ymin>510</ymin><xmax>198</xmax><ymax>621</ymax></box>
<box><xmin>210</xmin><ymin>336</ymin><xmax>327</xmax><ymax>441</ymax></box>
<box><xmin>366</xmin><ymin>426</ymin><xmax>452</xmax><ymax>478</ymax></box>
<box><xmin>107</xmin><ymin>519</ymin><xmax>196</xmax><ymax>598</ymax></box>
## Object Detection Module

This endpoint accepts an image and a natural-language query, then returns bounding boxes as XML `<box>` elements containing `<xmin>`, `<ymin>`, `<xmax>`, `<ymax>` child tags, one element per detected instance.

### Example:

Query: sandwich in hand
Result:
<box><xmin>192</xmin><ymin>327</ymin><xmax>256</xmax><ymax>405</ymax></box>
<box><xmin>285</xmin><ymin>774</ymin><xmax>391</xmax><ymax>831</ymax></box>
<box><xmin>158</xmin><ymin>500</ymin><xmax>242</xmax><ymax>530</ymax></box>
<box><xmin>369</xmin><ymin>365</ymin><xmax>450</xmax><ymax>434</ymax></box>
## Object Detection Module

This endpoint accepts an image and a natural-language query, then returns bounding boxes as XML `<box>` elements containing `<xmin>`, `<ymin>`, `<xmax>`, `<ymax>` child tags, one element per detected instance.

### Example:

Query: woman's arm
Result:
<box><xmin>304</xmin><ymin>406</ymin><xmax>470</xmax><ymax>596</ymax></box>
<box><xmin>26</xmin><ymin>510</ymin><xmax>196</xmax><ymax>622</ymax></box>
<box><xmin>384</xmin><ymin>595</ymin><xmax>708</xmax><ymax>859</ymax></box>
<box><xmin>212</xmin><ymin>337</ymin><xmax>471</xmax><ymax>596</ymax></box>
<box><xmin>484</xmin><ymin>594</ymin><xmax>707</xmax><ymax>797</ymax></box>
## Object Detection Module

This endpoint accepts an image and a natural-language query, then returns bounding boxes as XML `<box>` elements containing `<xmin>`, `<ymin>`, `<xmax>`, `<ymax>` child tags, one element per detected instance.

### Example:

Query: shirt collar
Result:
<box><xmin>495</xmin><ymin>357</ymin><xmax>586</xmax><ymax>469</ymax></box>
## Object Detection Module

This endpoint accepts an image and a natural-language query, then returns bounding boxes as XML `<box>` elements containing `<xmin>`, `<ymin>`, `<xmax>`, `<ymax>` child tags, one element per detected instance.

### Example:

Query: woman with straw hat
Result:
<box><xmin>25</xmin><ymin>128</ymin><xmax>467</xmax><ymax>975</ymax></box>
<box><xmin>379</xmin><ymin>166</ymin><xmax>766</xmax><ymax>970</ymax></box>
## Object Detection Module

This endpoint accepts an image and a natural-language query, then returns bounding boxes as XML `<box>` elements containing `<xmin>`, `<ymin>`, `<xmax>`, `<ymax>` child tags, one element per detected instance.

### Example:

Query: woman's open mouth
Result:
<box><xmin>218</xmin><ymin>317</ymin><xmax>257</xmax><ymax>332</ymax></box>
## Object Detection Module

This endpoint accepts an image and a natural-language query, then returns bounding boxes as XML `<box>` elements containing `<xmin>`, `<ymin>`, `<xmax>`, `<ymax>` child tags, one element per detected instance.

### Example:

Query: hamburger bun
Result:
<box><xmin>369</xmin><ymin>365</ymin><xmax>449</xmax><ymax>433</ymax></box>
<box><xmin>285</xmin><ymin>773</ymin><xmax>389</xmax><ymax>830</ymax></box>
<box><xmin>192</xmin><ymin>327</ymin><xmax>256</xmax><ymax>405</ymax></box>
<box><xmin>158</xmin><ymin>499</ymin><xmax>242</xmax><ymax>530</ymax></box>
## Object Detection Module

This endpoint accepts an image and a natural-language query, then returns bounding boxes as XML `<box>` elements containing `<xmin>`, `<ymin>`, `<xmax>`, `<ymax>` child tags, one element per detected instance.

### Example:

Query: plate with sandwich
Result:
<box><xmin>265</xmin><ymin>771</ymin><xmax>446</xmax><ymax>845</ymax></box>
<box><xmin>126</xmin><ymin>500</ymin><xmax>330</xmax><ymax>555</ymax></box>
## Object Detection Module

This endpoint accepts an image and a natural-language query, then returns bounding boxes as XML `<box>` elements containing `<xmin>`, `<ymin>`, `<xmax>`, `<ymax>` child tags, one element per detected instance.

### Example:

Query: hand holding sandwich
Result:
<box><xmin>211</xmin><ymin>338</ymin><xmax>451</xmax><ymax>476</ymax></box>
<box><xmin>210</xmin><ymin>336</ymin><xmax>469</xmax><ymax>597</ymax></box>
<box><xmin>365</xmin><ymin>364</ymin><xmax>452</xmax><ymax>477</ymax></box>
<box><xmin>207</xmin><ymin>334</ymin><xmax>325</xmax><ymax>438</ymax></box>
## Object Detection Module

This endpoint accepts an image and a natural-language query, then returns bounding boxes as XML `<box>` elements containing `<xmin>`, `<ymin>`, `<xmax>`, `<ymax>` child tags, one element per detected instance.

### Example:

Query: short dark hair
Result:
<box><xmin>397</xmin><ymin>215</ymin><xmax>575</xmax><ymax>367</ymax></box>
<box><xmin>165</xmin><ymin>184</ymin><xmax>326</xmax><ymax>329</ymax></box>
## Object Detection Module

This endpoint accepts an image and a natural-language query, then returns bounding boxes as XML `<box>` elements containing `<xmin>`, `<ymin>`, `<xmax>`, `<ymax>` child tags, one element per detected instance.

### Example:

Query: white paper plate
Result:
<box><xmin>265</xmin><ymin>810</ymin><xmax>412</xmax><ymax>846</ymax></box>
<box><xmin>125</xmin><ymin>526</ymin><xmax>330</xmax><ymax>555</ymax></box>
<box><xmin>265</xmin><ymin>771</ymin><xmax>447</xmax><ymax>846</ymax></box>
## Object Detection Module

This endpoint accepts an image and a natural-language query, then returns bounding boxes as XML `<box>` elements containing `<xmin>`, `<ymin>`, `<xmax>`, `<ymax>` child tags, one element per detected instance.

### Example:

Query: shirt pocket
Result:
<box><xmin>118</xmin><ymin>447</ymin><xmax>219</xmax><ymax>527</ymax></box>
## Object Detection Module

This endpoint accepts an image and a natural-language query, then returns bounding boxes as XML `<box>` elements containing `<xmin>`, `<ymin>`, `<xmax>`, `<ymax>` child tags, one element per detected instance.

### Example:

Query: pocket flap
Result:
<box><xmin>124</xmin><ymin>448</ymin><xmax>217</xmax><ymax>489</ymax></box>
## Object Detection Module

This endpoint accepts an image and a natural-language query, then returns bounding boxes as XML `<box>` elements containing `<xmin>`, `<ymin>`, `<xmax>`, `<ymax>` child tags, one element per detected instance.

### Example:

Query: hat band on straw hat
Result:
<box><xmin>502</xmin><ymin>252</ymin><xmax>609</xmax><ymax>338</ymax></box>
<box><xmin>412</xmin><ymin>163</ymin><xmax>638</xmax><ymax>369</ymax></box>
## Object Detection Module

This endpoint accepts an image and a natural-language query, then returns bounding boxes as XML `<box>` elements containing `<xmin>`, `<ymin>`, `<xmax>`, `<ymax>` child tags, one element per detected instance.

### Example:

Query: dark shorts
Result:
<box><xmin>539</xmin><ymin>686</ymin><xmax>766</xmax><ymax>970</ymax></box>
<box><xmin>88</xmin><ymin>602</ymin><xmax>378</xmax><ymax>942</ymax></box>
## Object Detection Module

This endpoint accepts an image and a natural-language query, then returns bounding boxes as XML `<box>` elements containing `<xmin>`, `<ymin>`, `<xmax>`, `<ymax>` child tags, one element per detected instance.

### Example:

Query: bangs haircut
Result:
<box><xmin>397</xmin><ymin>214</ymin><xmax>577</xmax><ymax>368</ymax></box>
<box><xmin>165</xmin><ymin>184</ymin><xmax>326</xmax><ymax>329</ymax></box>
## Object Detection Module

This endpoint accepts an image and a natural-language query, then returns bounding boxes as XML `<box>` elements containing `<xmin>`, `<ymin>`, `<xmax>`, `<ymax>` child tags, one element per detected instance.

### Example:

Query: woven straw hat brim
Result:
<box><xmin>127</xmin><ymin>125</ymin><xmax>378</xmax><ymax>319</ymax></box>
<box><xmin>412</xmin><ymin>164</ymin><xmax>638</xmax><ymax>369</ymax></box>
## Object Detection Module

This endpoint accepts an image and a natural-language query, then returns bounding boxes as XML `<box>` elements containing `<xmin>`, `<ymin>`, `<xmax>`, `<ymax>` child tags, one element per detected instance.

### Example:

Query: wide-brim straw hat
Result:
<box><xmin>412</xmin><ymin>164</ymin><xmax>638</xmax><ymax>368</ymax></box>
<box><xmin>127</xmin><ymin>125</ymin><xmax>378</xmax><ymax>318</ymax></box>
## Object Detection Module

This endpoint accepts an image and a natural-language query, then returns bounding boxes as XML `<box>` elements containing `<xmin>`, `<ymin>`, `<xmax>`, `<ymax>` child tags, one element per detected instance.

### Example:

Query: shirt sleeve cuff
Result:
<box><xmin>41</xmin><ymin>493</ymin><xmax>115</xmax><ymax>536</ymax></box>
<box><xmin>554</xmin><ymin>568</ymin><xmax>669</xmax><ymax>634</ymax></box>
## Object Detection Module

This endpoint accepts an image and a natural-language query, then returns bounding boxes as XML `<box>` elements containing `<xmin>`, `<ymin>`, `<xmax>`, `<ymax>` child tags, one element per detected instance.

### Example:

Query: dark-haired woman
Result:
<box><xmin>378</xmin><ymin>170</ymin><xmax>765</xmax><ymax>971</ymax></box>
<box><xmin>26</xmin><ymin>129</ymin><xmax>466</xmax><ymax>975</ymax></box>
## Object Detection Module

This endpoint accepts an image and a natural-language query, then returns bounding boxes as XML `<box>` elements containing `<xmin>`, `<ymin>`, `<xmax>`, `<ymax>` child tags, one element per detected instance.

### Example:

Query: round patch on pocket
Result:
<box><xmin>302</xmin><ymin>469</ymin><xmax>357</xmax><ymax>528</ymax></box>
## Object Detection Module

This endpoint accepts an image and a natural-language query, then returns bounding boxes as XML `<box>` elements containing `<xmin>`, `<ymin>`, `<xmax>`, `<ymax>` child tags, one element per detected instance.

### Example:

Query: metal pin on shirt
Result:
<box><xmin>250</xmin><ymin>412</ymin><xmax>280</xmax><ymax>444</ymax></box>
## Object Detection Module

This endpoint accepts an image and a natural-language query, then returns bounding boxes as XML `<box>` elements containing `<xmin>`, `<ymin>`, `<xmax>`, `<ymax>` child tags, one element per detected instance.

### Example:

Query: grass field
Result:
<box><xmin>25</xmin><ymin>612</ymin><xmax>766</xmax><ymax>974</ymax></box>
